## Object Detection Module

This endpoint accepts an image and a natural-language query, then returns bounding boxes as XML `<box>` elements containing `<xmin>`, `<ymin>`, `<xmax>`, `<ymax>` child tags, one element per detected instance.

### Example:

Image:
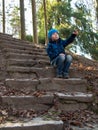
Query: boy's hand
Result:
<box><xmin>59</xmin><ymin>53</ymin><xmax>65</xmax><ymax>56</ymax></box>
<box><xmin>73</xmin><ymin>30</ymin><xmax>78</xmax><ymax>35</ymax></box>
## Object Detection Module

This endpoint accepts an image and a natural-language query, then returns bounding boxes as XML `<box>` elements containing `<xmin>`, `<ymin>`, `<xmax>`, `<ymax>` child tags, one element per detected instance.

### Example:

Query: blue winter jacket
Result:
<box><xmin>46</xmin><ymin>34</ymin><xmax>76</xmax><ymax>62</ymax></box>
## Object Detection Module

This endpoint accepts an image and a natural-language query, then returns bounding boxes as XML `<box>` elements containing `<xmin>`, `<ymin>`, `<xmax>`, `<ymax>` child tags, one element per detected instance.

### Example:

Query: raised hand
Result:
<box><xmin>73</xmin><ymin>30</ymin><xmax>79</xmax><ymax>35</ymax></box>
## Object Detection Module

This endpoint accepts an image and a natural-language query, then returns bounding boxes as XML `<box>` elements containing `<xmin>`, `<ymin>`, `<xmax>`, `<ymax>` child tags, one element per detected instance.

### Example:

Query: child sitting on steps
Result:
<box><xmin>46</xmin><ymin>29</ymin><xmax>78</xmax><ymax>78</ymax></box>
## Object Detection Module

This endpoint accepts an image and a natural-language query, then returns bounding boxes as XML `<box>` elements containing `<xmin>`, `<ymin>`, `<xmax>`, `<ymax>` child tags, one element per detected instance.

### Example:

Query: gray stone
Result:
<box><xmin>5</xmin><ymin>52</ymin><xmax>49</xmax><ymax>60</ymax></box>
<box><xmin>7</xmin><ymin>66</ymin><xmax>86</xmax><ymax>79</ymax></box>
<box><xmin>0</xmin><ymin>41</ymin><xmax>45</xmax><ymax>52</ymax></box>
<box><xmin>3</xmin><ymin>48</ymin><xmax>47</xmax><ymax>55</ymax></box>
<box><xmin>0</xmin><ymin>36</ymin><xmax>45</xmax><ymax>51</ymax></box>
<box><xmin>5</xmin><ymin>78</ymin><xmax>39</xmax><ymax>91</ymax></box>
<box><xmin>37</xmin><ymin>78</ymin><xmax>87</xmax><ymax>92</ymax></box>
<box><xmin>2</xmin><ymin>94</ymin><xmax>54</xmax><ymax>110</ymax></box>
<box><xmin>5</xmin><ymin>78</ymin><xmax>87</xmax><ymax>92</ymax></box>
<box><xmin>57</xmin><ymin>102</ymin><xmax>88</xmax><ymax>112</ymax></box>
<box><xmin>55</xmin><ymin>92</ymin><xmax>93</xmax><ymax>103</ymax></box>
<box><xmin>72</xmin><ymin>125</ymin><xmax>98</xmax><ymax>130</ymax></box>
<box><xmin>54</xmin><ymin>92</ymin><xmax>93</xmax><ymax>111</ymax></box>
<box><xmin>7</xmin><ymin>59</ymin><xmax>50</xmax><ymax>67</ymax></box>
<box><xmin>7</xmin><ymin>66</ymin><xmax>55</xmax><ymax>79</ymax></box>
<box><xmin>0</xmin><ymin>117</ymin><xmax>63</xmax><ymax>130</ymax></box>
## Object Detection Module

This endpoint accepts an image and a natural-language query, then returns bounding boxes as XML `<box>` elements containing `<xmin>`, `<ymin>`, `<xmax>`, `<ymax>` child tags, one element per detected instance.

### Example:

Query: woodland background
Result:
<box><xmin>0</xmin><ymin>0</ymin><xmax>98</xmax><ymax>60</ymax></box>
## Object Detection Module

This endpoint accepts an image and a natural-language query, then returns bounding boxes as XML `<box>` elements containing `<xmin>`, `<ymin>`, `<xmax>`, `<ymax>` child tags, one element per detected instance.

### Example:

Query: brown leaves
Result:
<box><xmin>2</xmin><ymin>89</ymin><xmax>33</xmax><ymax>96</ymax></box>
<box><xmin>12</xmin><ymin>109</ymin><xmax>37</xmax><ymax>119</ymax></box>
<box><xmin>33</xmin><ymin>90</ymin><xmax>46</xmax><ymax>97</ymax></box>
<box><xmin>0</xmin><ymin>106</ymin><xmax>37</xmax><ymax>124</ymax></box>
<box><xmin>0</xmin><ymin>109</ymin><xmax>8</xmax><ymax>124</ymax></box>
<box><xmin>70</xmin><ymin>121</ymin><xmax>83</xmax><ymax>127</ymax></box>
<box><xmin>0</xmin><ymin>82</ymin><xmax>46</xmax><ymax>97</ymax></box>
<box><xmin>59</xmin><ymin>110</ymin><xmax>97</xmax><ymax>128</ymax></box>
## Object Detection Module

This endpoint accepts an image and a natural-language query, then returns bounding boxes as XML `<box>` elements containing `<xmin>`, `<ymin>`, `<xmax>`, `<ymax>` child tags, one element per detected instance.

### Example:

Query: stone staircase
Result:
<box><xmin>0</xmin><ymin>33</ymin><xmax>94</xmax><ymax>130</ymax></box>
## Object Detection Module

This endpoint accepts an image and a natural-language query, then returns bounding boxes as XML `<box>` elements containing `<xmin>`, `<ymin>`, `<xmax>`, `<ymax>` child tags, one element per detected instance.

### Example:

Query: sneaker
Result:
<box><xmin>63</xmin><ymin>73</ymin><xmax>69</xmax><ymax>79</ymax></box>
<box><xmin>56</xmin><ymin>74</ymin><xmax>63</xmax><ymax>78</ymax></box>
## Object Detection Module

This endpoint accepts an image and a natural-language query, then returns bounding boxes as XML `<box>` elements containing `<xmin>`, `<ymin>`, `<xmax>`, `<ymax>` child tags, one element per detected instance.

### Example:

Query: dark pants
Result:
<box><xmin>51</xmin><ymin>54</ymin><xmax>72</xmax><ymax>76</ymax></box>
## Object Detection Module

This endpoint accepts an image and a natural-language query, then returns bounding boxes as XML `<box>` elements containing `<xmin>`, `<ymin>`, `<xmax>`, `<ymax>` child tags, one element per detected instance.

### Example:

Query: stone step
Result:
<box><xmin>5</xmin><ymin>78</ymin><xmax>87</xmax><ymax>92</ymax></box>
<box><xmin>3</xmin><ymin>48</ymin><xmax>47</xmax><ymax>55</ymax></box>
<box><xmin>0</xmin><ymin>41</ymin><xmax>45</xmax><ymax>52</ymax></box>
<box><xmin>55</xmin><ymin>92</ymin><xmax>93</xmax><ymax>112</ymax></box>
<box><xmin>6</xmin><ymin>66</ymin><xmax>53</xmax><ymax>79</ymax></box>
<box><xmin>0</xmin><ymin>117</ymin><xmax>63</xmax><ymax>130</ymax></box>
<box><xmin>5</xmin><ymin>52</ymin><xmax>49</xmax><ymax>60</ymax></box>
<box><xmin>0</xmin><ymin>38</ymin><xmax>34</xmax><ymax>48</ymax></box>
<box><xmin>1</xmin><ymin>92</ymin><xmax>93</xmax><ymax>112</ymax></box>
<box><xmin>7</xmin><ymin>59</ymin><xmax>50</xmax><ymax>67</ymax></box>
<box><xmin>0</xmin><ymin>71</ymin><xmax>6</xmax><ymax>81</ymax></box>
<box><xmin>7</xmin><ymin>66</ymin><xmax>84</xmax><ymax>79</ymax></box>
<box><xmin>0</xmin><ymin>35</ymin><xmax>45</xmax><ymax>48</ymax></box>
<box><xmin>1</xmin><ymin>93</ymin><xmax>54</xmax><ymax>112</ymax></box>
<box><xmin>72</xmin><ymin>125</ymin><xmax>98</xmax><ymax>130</ymax></box>
<box><xmin>0</xmin><ymin>32</ymin><xmax>12</xmax><ymax>38</ymax></box>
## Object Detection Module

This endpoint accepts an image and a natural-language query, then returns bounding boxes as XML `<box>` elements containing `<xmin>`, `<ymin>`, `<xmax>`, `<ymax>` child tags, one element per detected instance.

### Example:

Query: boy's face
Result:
<box><xmin>51</xmin><ymin>32</ymin><xmax>59</xmax><ymax>41</ymax></box>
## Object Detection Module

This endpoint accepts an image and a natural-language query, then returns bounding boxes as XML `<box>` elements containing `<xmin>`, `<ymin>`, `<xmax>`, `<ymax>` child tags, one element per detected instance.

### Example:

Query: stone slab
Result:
<box><xmin>0</xmin><ymin>42</ymin><xmax>45</xmax><ymax>52</ymax></box>
<box><xmin>55</xmin><ymin>92</ymin><xmax>93</xmax><ymax>103</ymax></box>
<box><xmin>3</xmin><ymin>48</ymin><xmax>47</xmax><ymax>55</ymax></box>
<box><xmin>7</xmin><ymin>59</ymin><xmax>50</xmax><ymax>67</ymax></box>
<box><xmin>5</xmin><ymin>52</ymin><xmax>49</xmax><ymax>60</ymax></box>
<box><xmin>7</xmin><ymin>66</ymin><xmax>85</xmax><ymax>79</ymax></box>
<box><xmin>57</xmin><ymin>102</ymin><xmax>88</xmax><ymax>112</ymax></box>
<box><xmin>5</xmin><ymin>78</ymin><xmax>87</xmax><ymax>92</ymax></box>
<box><xmin>0</xmin><ymin>117</ymin><xmax>63</xmax><ymax>130</ymax></box>
<box><xmin>1</xmin><ymin>94</ymin><xmax>54</xmax><ymax>110</ymax></box>
<box><xmin>37</xmin><ymin>78</ymin><xmax>87</xmax><ymax>92</ymax></box>
<box><xmin>5</xmin><ymin>78</ymin><xmax>39</xmax><ymax>91</ymax></box>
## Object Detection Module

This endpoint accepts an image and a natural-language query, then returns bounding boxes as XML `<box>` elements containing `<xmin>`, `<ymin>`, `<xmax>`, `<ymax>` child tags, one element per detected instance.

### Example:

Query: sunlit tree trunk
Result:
<box><xmin>43</xmin><ymin>0</ymin><xmax>48</xmax><ymax>45</ymax></box>
<box><xmin>96</xmin><ymin>0</ymin><xmax>98</xmax><ymax>30</ymax></box>
<box><xmin>56</xmin><ymin>0</ymin><xmax>61</xmax><ymax>25</ymax></box>
<box><xmin>20</xmin><ymin>0</ymin><xmax>26</xmax><ymax>40</ymax></box>
<box><xmin>2</xmin><ymin>0</ymin><xmax>5</xmax><ymax>33</ymax></box>
<box><xmin>31</xmin><ymin>0</ymin><xmax>38</xmax><ymax>44</ymax></box>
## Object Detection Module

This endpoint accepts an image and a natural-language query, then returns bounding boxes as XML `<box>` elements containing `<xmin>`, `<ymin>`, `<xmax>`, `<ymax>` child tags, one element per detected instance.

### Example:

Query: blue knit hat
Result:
<box><xmin>48</xmin><ymin>29</ymin><xmax>59</xmax><ymax>39</ymax></box>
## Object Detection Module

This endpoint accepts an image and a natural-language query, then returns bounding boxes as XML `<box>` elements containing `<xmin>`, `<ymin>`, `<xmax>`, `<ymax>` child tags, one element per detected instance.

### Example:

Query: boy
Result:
<box><xmin>46</xmin><ymin>29</ymin><xmax>78</xmax><ymax>78</ymax></box>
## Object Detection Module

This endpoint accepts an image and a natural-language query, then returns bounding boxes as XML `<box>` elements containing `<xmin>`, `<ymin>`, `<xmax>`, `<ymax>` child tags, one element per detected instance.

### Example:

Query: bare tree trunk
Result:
<box><xmin>43</xmin><ymin>0</ymin><xmax>48</xmax><ymax>45</ymax></box>
<box><xmin>31</xmin><ymin>0</ymin><xmax>38</xmax><ymax>44</ymax></box>
<box><xmin>2</xmin><ymin>0</ymin><xmax>5</xmax><ymax>33</ymax></box>
<box><xmin>96</xmin><ymin>0</ymin><xmax>98</xmax><ymax>30</ymax></box>
<box><xmin>20</xmin><ymin>0</ymin><xmax>26</xmax><ymax>40</ymax></box>
<box><xmin>56</xmin><ymin>0</ymin><xmax>61</xmax><ymax>25</ymax></box>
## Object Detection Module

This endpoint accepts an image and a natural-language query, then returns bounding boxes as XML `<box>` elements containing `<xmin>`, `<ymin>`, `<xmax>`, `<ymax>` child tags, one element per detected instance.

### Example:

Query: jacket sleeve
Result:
<box><xmin>62</xmin><ymin>34</ymin><xmax>76</xmax><ymax>47</ymax></box>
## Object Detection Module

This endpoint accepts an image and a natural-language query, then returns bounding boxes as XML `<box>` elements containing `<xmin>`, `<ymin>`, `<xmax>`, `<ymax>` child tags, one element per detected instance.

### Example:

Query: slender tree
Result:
<box><xmin>2</xmin><ymin>0</ymin><xmax>5</xmax><ymax>33</ymax></box>
<box><xmin>20</xmin><ymin>0</ymin><xmax>26</xmax><ymax>40</ymax></box>
<box><xmin>43</xmin><ymin>0</ymin><xmax>48</xmax><ymax>44</ymax></box>
<box><xmin>31</xmin><ymin>0</ymin><xmax>38</xmax><ymax>44</ymax></box>
<box><xmin>96</xmin><ymin>0</ymin><xmax>98</xmax><ymax>30</ymax></box>
<box><xmin>9</xmin><ymin>6</ymin><xmax>21</xmax><ymax>37</ymax></box>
